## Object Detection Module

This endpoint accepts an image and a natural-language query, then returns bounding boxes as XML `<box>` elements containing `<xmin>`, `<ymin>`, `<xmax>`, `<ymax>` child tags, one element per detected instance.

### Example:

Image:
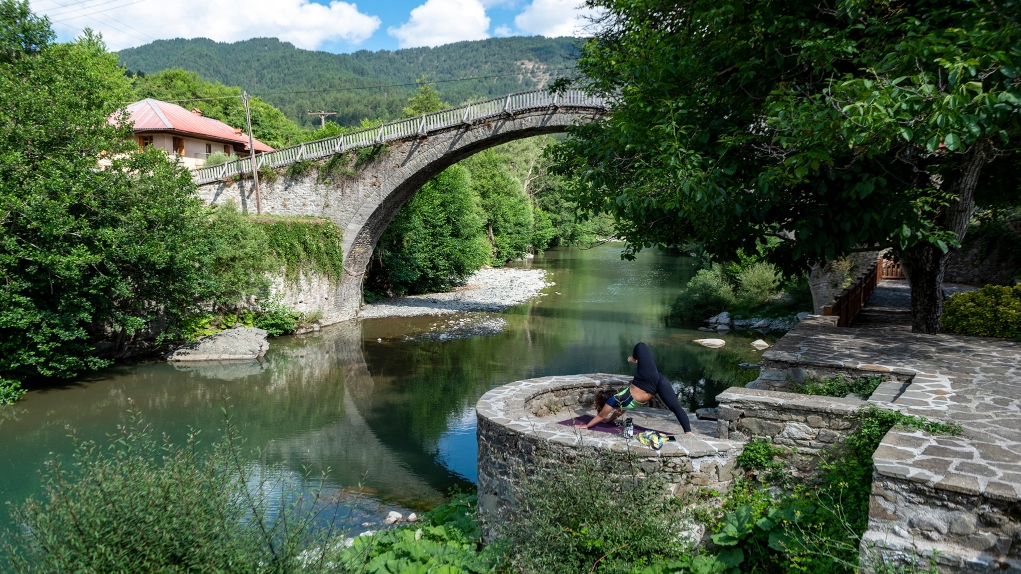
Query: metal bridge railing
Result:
<box><xmin>192</xmin><ymin>89</ymin><xmax>608</xmax><ymax>185</ymax></box>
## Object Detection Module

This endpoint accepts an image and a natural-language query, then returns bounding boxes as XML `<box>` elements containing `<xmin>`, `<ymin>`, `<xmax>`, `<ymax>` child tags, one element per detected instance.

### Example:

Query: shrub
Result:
<box><xmin>203</xmin><ymin>151</ymin><xmax>232</xmax><ymax>166</ymax></box>
<box><xmin>255</xmin><ymin>299</ymin><xmax>300</xmax><ymax>337</ymax></box>
<box><xmin>2</xmin><ymin>411</ymin><xmax>343</xmax><ymax>573</ymax></box>
<box><xmin>0</xmin><ymin>377</ymin><xmax>25</xmax><ymax>405</ymax></box>
<box><xmin>333</xmin><ymin>494</ymin><xmax>505</xmax><ymax>573</ymax></box>
<box><xmin>286</xmin><ymin>159</ymin><xmax>314</xmax><ymax>178</ymax></box>
<box><xmin>941</xmin><ymin>285</ymin><xmax>1021</xmax><ymax>340</ymax></box>
<box><xmin>736</xmin><ymin>262</ymin><xmax>781</xmax><ymax>307</ymax></box>
<box><xmin>700</xmin><ymin>405</ymin><xmax>961</xmax><ymax>574</ymax></box>
<box><xmin>736</xmin><ymin>438</ymin><xmax>785</xmax><ymax>473</ymax></box>
<box><xmin>669</xmin><ymin>265</ymin><xmax>736</xmax><ymax>324</ymax></box>
<box><xmin>503</xmin><ymin>447</ymin><xmax>689</xmax><ymax>574</ymax></box>
<box><xmin>790</xmin><ymin>374</ymin><xmax>886</xmax><ymax>398</ymax></box>
<box><xmin>366</xmin><ymin>165</ymin><xmax>490</xmax><ymax>296</ymax></box>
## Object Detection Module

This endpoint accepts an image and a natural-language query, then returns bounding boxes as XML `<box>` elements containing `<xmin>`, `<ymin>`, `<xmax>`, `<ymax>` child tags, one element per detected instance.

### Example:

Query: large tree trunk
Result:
<box><xmin>899</xmin><ymin>141</ymin><xmax>992</xmax><ymax>334</ymax></box>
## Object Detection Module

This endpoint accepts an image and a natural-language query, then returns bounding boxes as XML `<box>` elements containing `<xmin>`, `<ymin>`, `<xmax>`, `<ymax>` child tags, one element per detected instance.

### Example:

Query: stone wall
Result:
<box><xmin>714</xmin><ymin>386</ymin><xmax>863</xmax><ymax>473</ymax></box>
<box><xmin>863</xmin><ymin>471</ymin><xmax>1021</xmax><ymax>572</ymax></box>
<box><xmin>476</xmin><ymin>375</ymin><xmax>742</xmax><ymax>541</ymax></box>
<box><xmin>268</xmin><ymin>270</ymin><xmax>347</xmax><ymax>328</ymax></box>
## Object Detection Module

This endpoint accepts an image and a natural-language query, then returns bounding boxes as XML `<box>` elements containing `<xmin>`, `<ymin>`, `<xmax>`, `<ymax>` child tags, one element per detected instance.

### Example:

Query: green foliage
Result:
<box><xmin>536</xmin><ymin>140</ymin><xmax>616</xmax><ymax>247</ymax></box>
<box><xmin>563</xmin><ymin>0</ymin><xmax>1021</xmax><ymax>330</ymax></box>
<box><xmin>118</xmin><ymin>37</ymin><xmax>580</xmax><ymax>128</ymax></box>
<box><xmin>334</xmin><ymin>494</ymin><xmax>505</xmax><ymax>573</ymax></box>
<box><xmin>259</xmin><ymin>216</ymin><xmax>345</xmax><ymax>283</ymax></box>
<box><xmin>354</xmin><ymin>144</ymin><xmax>389</xmax><ymax>169</ymax></box>
<box><xmin>0</xmin><ymin>5</ymin><xmax>226</xmax><ymax>394</ymax></box>
<box><xmin>736</xmin><ymin>263</ymin><xmax>781</xmax><ymax>308</ymax></box>
<box><xmin>402</xmin><ymin>76</ymin><xmax>447</xmax><ymax>117</ymax></box>
<box><xmin>367</xmin><ymin>165</ymin><xmax>490</xmax><ymax>296</ymax></box>
<box><xmin>941</xmin><ymin>285</ymin><xmax>1021</xmax><ymax>340</ymax></box>
<box><xmin>736</xmin><ymin>439</ymin><xmax>785</xmax><ymax>473</ymax></box>
<box><xmin>203</xmin><ymin>202</ymin><xmax>275</xmax><ymax>308</ymax></box>
<box><xmin>695</xmin><ymin>405</ymin><xmax>962</xmax><ymax>573</ymax></box>
<box><xmin>0</xmin><ymin>377</ymin><xmax>25</xmax><ymax>405</ymax></box>
<box><xmin>132</xmin><ymin>68</ymin><xmax>305</xmax><ymax>148</ymax></box>
<box><xmin>791</xmin><ymin>374</ymin><xmax>887</xmax><ymax>399</ymax></box>
<box><xmin>463</xmin><ymin>149</ymin><xmax>534</xmax><ymax>262</ymax></box>
<box><xmin>254</xmin><ymin>299</ymin><xmax>300</xmax><ymax>337</ymax></box>
<box><xmin>2</xmin><ymin>410</ymin><xmax>344</xmax><ymax>573</ymax></box>
<box><xmin>503</xmin><ymin>448</ymin><xmax>689</xmax><ymax>574</ymax></box>
<box><xmin>669</xmin><ymin>265</ymin><xmax>736</xmax><ymax>323</ymax></box>
<box><xmin>286</xmin><ymin>159</ymin><xmax>313</xmax><ymax>177</ymax></box>
<box><xmin>203</xmin><ymin>150</ymin><xmax>232</xmax><ymax>166</ymax></box>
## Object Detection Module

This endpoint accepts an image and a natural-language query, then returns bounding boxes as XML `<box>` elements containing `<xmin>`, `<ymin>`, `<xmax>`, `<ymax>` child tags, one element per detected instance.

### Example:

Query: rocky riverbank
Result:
<box><xmin>358</xmin><ymin>267</ymin><xmax>550</xmax><ymax>319</ymax></box>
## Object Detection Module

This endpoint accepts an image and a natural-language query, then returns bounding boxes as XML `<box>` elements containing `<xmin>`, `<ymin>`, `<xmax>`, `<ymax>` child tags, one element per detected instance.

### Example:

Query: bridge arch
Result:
<box><xmin>194</xmin><ymin>91</ymin><xmax>606</xmax><ymax>321</ymax></box>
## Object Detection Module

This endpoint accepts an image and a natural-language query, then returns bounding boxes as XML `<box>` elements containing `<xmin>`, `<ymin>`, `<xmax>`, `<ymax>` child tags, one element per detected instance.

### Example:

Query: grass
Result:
<box><xmin>790</xmin><ymin>374</ymin><xmax>887</xmax><ymax>398</ymax></box>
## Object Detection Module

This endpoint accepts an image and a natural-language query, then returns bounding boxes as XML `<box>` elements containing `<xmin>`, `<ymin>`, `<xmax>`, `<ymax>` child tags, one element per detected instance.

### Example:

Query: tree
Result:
<box><xmin>564</xmin><ymin>0</ymin><xmax>1021</xmax><ymax>332</ymax></box>
<box><xmin>365</xmin><ymin>165</ymin><xmax>490</xmax><ymax>296</ymax></box>
<box><xmin>0</xmin><ymin>2</ymin><xmax>222</xmax><ymax>399</ymax></box>
<box><xmin>403</xmin><ymin>76</ymin><xmax>447</xmax><ymax>117</ymax></box>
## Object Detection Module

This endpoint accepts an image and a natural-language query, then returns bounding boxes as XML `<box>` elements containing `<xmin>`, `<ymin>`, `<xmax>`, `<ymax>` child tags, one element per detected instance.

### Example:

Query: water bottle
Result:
<box><xmin>624</xmin><ymin>417</ymin><xmax>634</xmax><ymax>438</ymax></box>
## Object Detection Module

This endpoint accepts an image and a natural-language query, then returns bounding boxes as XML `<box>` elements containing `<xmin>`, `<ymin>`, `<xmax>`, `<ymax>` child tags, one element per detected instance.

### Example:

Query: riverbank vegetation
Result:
<box><xmin>0</xmin><ymin>2</ymin><xmax>345</xmax><ymax>404</ymax></box>
<box><xmin>3</xmin><ymin>406</ymin><xmax>959</xmax><ymax>573</ymax></box>
<box><xmin>668</xmin><ymin>244</ymin><xmax>813</xmax><ymax>325</ymax></box>
<box><xmin>557</xmin><ymin>0</ymin><xmax>1021</xmax><ymax>334</ymax></box>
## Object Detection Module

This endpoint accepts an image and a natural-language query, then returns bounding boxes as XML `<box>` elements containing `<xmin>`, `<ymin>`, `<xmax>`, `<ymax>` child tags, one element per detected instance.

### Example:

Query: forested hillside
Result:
<box><xmin>117</xmin><ymin>36</ymin><xmax>579</xmax><ymax>127</ymax></box>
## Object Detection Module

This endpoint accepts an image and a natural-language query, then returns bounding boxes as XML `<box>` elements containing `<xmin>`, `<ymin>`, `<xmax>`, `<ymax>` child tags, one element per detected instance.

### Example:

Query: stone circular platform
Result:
<box><xmin>475</xmin><ymin>374</ymin><xmax>742</xmax><ymax>538</ymax></box>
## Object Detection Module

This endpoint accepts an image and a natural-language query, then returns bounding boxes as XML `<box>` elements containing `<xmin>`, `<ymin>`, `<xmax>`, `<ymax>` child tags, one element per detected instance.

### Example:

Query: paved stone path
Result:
<box><xmin>761</xmin><ymin>281</ymin><xmax>1021</xmax><ymax>571</ymax></box>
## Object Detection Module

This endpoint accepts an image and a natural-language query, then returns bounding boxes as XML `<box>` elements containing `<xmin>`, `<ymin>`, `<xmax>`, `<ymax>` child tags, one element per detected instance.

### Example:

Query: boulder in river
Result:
<box><xmin>751</xmin><ymin>339</ymin><xmax>770</xmax><ymax>350</ymax></box>
<box><xmin>167</xmin><ymin>327</ymin><xmax>269</xmax><ymax>362</ymax></box>
<box><xmin>693</xmin><ymin>338</ymin><xmax>726</xmax><ymax>348</ymax></box>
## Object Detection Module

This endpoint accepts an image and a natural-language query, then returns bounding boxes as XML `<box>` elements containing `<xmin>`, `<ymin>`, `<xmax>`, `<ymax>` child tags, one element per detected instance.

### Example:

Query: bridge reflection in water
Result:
<box><xmin>0</xmin><ymin>245</ymin><xmax>775</xmax><ymax>528</ymax></box>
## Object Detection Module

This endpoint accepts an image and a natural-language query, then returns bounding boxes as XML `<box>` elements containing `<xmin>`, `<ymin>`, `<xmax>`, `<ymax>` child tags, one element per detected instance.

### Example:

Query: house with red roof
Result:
<box><xmin>123</xmin><ymin>98</ymin><xmax>274</xmax><ymax>168</ymax></box>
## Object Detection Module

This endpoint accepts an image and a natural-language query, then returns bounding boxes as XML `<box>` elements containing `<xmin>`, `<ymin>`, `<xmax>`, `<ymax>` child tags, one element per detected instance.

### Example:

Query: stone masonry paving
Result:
<box><xmin>752</xmin><ymin>281</ymin><xmax>1021</xmax><ymax>572</ymax></box>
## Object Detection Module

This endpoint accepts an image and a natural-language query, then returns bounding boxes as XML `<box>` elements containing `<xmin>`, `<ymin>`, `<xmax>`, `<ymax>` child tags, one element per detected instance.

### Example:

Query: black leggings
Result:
<box><xmin>654</xmin><ymin>374</ymin><xmax>691</xmax><ymax>433</ymax></box>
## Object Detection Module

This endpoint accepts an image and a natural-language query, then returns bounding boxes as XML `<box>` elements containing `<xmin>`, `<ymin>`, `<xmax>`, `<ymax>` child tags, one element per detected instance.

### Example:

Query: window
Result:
<box><xmin>205</xmin><ymin>143</ymin><xmax>212</xmax><ymax>154</ymax></box>
<box><xmin>173</xmin><ymin>137</ymin><xmax>184</xmax><ymax>156</ymax></box>
<box><xmin>223</xmin><ymin>144</ymin><xmax>231</xmax><ymax>155</ymax></box>
<box><xmin>137</xmin><ymin>135</ymin><xmax>153</xmax><ymax>150</ymax></box>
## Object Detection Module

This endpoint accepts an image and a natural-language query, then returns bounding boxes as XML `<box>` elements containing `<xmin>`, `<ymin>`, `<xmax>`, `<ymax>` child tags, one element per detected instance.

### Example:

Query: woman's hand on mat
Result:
<box><xmin>574</xmin><ymin>423</ymin><xmax>591</xmax><ymax>429</ymax></box>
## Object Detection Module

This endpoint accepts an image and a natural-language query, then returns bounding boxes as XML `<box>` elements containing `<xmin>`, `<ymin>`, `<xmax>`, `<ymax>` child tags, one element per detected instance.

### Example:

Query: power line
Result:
<box><xmin>130</xmin><ymin>69</ymin><xmax>579</xmax><ymax>104</ymax></box>
<box><xmin>45</xmin><ymin>0</ymin><xmax>139</xmax><ymax>19</ymax></box>
<box><xmin>44</xmin><ymin>0</ymin><xmax>153</xmax><ymax>44</ymax></box>
<box><xmin>49</xmin><ymin>0</ymin><xmax>151</xmax><ymax>24</ymax></box>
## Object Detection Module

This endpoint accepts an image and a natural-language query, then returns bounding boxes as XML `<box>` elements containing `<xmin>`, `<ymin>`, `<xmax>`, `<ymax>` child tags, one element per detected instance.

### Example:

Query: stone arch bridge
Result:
<box><xmin>194</xmin><ymin>90</ymin><xmax>607</xmax><ymax>322</ymax></box>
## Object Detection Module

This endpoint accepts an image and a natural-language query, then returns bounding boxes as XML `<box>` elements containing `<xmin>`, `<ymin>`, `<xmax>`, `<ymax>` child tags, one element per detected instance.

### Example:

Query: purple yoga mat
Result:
<box><xmin>557</xmin><ymin>415</ymin><xmax>673</xmax><ymax>437</ymax></box>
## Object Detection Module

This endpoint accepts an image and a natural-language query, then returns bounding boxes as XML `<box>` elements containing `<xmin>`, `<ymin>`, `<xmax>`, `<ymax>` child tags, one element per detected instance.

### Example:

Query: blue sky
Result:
<box><xmin>30</xmin><ymin>0</ymin><xmax>595</xmax><ymax>54</ymax></box>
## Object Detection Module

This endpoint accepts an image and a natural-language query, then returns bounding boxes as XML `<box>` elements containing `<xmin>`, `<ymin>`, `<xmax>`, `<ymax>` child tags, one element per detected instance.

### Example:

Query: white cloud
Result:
<box><xmin>493</xmin><ymin>25</ymin><xmax>513</xmax><ymax>37</ymax></box>
<box><xmin>388</xmin><ymin>0</ymin><xmax>490</xmax><ymax>48</ymax></box>
<box><xmin>514</xmin><ymin>0</ymin><xmax>595</xmax><ymax>37</ymax></box>
<box><xmin>33</xmin><ymin>0</ymin><xmax>380</xmax><ymax>51</ymax></box>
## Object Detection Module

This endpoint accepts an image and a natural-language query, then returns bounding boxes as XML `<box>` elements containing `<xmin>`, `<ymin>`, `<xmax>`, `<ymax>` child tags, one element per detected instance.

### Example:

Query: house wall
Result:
<box><xmin>140</xmin><ymin>132</ymin><xmax>246</xmax><ymax>169</ymax></box>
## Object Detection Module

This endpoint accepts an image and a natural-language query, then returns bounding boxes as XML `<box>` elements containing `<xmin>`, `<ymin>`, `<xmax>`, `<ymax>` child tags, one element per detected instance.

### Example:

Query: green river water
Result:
<box><xmin>0</xmin><ymin>244</ymin><xmax>773</xmax><ymax>529</ymax></box>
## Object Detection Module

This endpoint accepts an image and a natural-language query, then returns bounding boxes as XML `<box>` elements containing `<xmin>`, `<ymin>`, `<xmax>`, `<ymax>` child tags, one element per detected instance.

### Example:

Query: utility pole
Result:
<box><xmin>242</xmin><ymin>91</ymin><xmax>261</xmax><ymax>215</ymax></box>
<box><xmin>307</xmin><ymin>110</ymin><xmax>338</xmax><ymax>128</ymax></box>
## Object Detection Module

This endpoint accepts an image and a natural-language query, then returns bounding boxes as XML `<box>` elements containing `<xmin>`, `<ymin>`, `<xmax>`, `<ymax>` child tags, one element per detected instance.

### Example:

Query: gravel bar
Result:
<box><xmin>358</xmin><ymin>267</ymin><xmax>550</xmax><ymax>319</ymax></box>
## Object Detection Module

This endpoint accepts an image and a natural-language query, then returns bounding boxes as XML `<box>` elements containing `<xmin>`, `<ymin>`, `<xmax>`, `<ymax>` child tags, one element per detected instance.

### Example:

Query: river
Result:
<box><xmin>0</xmin><ymin>244</ymin><xmax>772</xmax><ymax>529</ymax></box>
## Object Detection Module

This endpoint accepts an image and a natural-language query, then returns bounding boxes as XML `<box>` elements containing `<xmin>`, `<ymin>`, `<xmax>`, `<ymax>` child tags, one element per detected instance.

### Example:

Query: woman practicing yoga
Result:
<box><xmin>574</xmin><ymin>342</ymin><xmax>692</xmax><ymax>434</ymax></box>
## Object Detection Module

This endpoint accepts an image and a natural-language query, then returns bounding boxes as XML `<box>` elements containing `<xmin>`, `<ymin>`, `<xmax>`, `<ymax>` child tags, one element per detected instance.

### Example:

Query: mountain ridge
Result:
<box><xmin>118</xmin><ymin>36</ymin><xmax>582</xmax><ymax>127</ymax></box>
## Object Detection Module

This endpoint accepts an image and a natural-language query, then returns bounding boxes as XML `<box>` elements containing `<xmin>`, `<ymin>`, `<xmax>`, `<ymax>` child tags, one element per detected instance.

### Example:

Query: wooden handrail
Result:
<box><xmin>822</xmin><ymin>259</ymin><xmax>883</xmax><ymax>327</ymax></box>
